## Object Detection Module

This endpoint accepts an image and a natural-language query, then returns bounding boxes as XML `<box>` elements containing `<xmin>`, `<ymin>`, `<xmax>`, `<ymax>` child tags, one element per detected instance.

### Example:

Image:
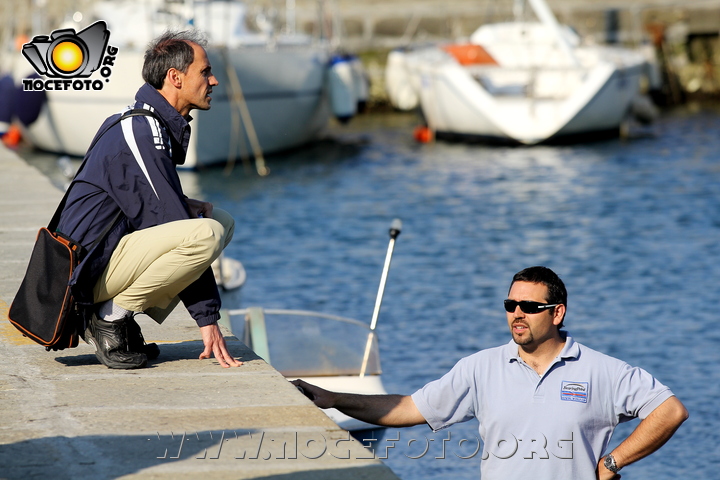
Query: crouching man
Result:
<box><xmin>58</xmin><ymin>30</ymin><xmax>241</xmax><ymax>369</ymax></box>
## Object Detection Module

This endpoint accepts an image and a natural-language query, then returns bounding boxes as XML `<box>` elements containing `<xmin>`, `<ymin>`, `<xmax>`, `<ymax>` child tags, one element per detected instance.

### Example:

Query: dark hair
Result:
<box><xmin>510</xmin><ymin>266</ymin><xmax>567</xmax><ymax>328</ymax></box>
<box><xmin>142</xmin><ymin>30</ymin><xmax>208</xmax><ymax>89</ymax></box>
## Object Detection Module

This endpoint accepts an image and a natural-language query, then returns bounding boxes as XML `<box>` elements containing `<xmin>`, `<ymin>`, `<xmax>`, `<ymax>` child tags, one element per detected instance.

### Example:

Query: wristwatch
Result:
<box><xmin>603</xmin><ymin>453</ymin><xmax>621</xmax><ymax>473</ymax></box>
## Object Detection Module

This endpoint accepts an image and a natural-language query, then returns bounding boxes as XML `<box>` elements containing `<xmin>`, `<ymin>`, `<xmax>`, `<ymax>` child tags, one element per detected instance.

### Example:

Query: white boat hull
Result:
<box><xmin>416</xmin><ymin>46</ymin><xmax>644</xmax><ymax>144</ymax></box>
<box><xmin>387</xmin><ymin>7</ymin><xmax>650</xmax><ymax>145</ymax></box>
<box><xmin>295</xmin><ymin>375</ymin><xmax>387</xmax><ymax>432</ymax></box>
<box><xmin>192</xmin><ymin>46</ymin><xmax>332</xmax><ymax>168</ymax></box>
<box><xmin>226</xmin><ymin>307</ymin><xmax>388</xmax><ymax>433</ymax></box>
<box><xmin>21</xmin><ymin>44</ymin><xmax>332</xmax><ymax>168</ymax></box>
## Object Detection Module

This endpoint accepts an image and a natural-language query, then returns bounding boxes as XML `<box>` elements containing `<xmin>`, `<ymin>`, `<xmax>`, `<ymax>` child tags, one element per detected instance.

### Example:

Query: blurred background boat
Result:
<box><xmin>213</xmin><ymin>253</ymin><xmax>247</xmax><ymax>291</ymax></box>
<box><xmin>385</xmin><ymin>0</ymin><xmax>659</xmax><ymax>144</ymax></box>
<box><xmin>3</xmin><ymin>0</ymin><xmax>368</xmax><ymax>170</ymax></box>
<box><xmin>225</xmin><ymin>306</ymin><xmax>388</xmax><ymax>435</ymax></box>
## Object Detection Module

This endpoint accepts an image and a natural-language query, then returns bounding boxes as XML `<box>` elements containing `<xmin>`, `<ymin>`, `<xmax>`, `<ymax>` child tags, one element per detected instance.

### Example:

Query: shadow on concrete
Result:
<box><xmin>241</xmin><ymin>465</ymin><xmax>393</xmax><ymax>480</ymax></box>
<box><xmin>51</xmin><ymin>340</ymin><xmax>263</xmax><ymax>368</ymax></box>
<box><xmin>0</xmin><ymin>431</ymin><xmax>391</xmax><ymax>480</ymax></box>
<box><xmin>0</xmin><ymin>430</ymin><xmax>249</xmax><ymax>480</ymax></box>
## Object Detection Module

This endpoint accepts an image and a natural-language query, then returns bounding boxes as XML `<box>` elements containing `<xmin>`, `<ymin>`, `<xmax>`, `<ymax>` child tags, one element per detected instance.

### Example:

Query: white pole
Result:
<box><xmin>360</xmin><ymin>219</ymin><xmax>402</xmax><ymax>377</ymax></box>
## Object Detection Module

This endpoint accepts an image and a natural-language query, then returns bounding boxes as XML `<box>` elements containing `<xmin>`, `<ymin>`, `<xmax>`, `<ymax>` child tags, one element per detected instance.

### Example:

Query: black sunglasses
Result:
<box><xmin>504</xmin><ymin>300</ymin><xmax>559</xmax><ymax>314</ymax></box>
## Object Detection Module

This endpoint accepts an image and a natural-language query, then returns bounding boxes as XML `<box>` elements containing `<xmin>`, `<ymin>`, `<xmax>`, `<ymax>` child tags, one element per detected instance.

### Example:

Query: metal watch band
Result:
<box><xmin>604</xmin><ymin>453</ymin><xmax>621</xmax><ymax>473</ymax></box>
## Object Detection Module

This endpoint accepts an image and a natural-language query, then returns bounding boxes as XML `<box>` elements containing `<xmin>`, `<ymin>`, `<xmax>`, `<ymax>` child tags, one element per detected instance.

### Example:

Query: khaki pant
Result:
<box><xmin>93</xmin><ymin>208</ymin><xmax>235</xmax><ymax>323</ymax></box>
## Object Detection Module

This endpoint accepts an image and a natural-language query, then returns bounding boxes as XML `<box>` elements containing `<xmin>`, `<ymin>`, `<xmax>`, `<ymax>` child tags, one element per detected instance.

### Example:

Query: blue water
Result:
<box><xmin>25</xmin><ymin>106</ymin><xmax>720</xmax><ymax>478</ymax></box>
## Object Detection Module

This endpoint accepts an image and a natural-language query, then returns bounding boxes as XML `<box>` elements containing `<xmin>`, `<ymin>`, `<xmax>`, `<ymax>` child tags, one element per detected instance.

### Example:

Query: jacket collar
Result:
<box><xmin>134</xmin><ymin>83</ymin><xmax>192</xmax><ymax>164</ymax></box>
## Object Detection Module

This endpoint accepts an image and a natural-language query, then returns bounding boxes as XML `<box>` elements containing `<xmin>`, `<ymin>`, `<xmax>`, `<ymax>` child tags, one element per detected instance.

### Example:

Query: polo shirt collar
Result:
<box><xmin>504</xmin><ymin>332</ymin><xmax>580</xmax><ymax>363</ymax></box>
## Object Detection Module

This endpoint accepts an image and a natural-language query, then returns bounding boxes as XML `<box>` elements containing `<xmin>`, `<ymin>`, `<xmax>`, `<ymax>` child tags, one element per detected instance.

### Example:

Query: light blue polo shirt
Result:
<box><xmin>411</xmin><ymin>334</ymin><xmax>673</xmax><ymax>479</ymax></box>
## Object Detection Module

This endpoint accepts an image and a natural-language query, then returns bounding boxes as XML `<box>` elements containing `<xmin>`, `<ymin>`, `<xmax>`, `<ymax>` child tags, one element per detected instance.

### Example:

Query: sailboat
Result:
<box><xmin>386</xmin><ymin>0</ymin><xmax>653</xmax><ymax>144</ymax></box>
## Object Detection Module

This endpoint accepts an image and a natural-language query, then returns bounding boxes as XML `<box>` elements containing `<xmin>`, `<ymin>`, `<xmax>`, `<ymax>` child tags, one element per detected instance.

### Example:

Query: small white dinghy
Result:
<box><xmin>226</xmin><ymin>307</ymin><xmax>388</xmax><ymax>433</ymax></box>
<box><xmin>212</xmin><ymin>255</ymin><xmax>247</xmax><ymax>292</ymax></box>
<box><xmin>222</xmin><ymin>219</ymin><xmax>403</xmax><ymax>436</ymax></box>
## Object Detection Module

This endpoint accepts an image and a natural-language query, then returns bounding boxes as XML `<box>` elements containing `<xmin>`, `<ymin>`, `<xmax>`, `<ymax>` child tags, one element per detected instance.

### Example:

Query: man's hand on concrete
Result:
<box><xmin>291</xmin><ymin>379</ymin><xmax>337</xmax><ymax>409</ymax></box>
<box><xmin>199</xmin><ymin>323</ymin><xmax>243</xmax><ymax>368</ymax></box>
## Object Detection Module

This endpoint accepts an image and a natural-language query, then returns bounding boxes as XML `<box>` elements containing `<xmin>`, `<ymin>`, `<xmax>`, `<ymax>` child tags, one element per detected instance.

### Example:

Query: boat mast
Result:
<box><xmin>526</xmin><ymin>0</ymin><xmax>580</xmax><ymax>67</ymax></box>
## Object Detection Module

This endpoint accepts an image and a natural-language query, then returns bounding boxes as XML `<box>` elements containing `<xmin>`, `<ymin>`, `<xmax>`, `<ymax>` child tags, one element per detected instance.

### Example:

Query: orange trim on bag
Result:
<box><xmin>49</xmin><ymin>230</ymin><xmax>77</xmax><ymax>345</ymax></box>
<box><xmin>1</xmin><ymin>299</ymin><xmax>36</xmax><ymax>345</ymax></box>
<box><xmin>8</xmin><ymin>228</ymin><xmax>78</xmax><ymax>346</ymax></box>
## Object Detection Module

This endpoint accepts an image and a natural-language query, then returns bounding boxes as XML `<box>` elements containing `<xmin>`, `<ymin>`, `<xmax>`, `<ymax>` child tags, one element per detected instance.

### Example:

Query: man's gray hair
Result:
<box><xmin>142</xmin><ymin>30</ymin><xmax>209</xmax><ymax>89</ymax></box>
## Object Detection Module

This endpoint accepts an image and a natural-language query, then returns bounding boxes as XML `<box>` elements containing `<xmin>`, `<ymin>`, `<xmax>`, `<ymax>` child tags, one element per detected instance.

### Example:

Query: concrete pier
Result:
<box><xmin>0</xmin><ymin>144</ymin><xmax>400</xmax><ymax>480</ymax></box>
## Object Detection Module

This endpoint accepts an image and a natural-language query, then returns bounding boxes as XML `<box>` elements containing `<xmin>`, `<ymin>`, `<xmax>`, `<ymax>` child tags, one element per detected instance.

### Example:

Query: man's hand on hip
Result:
<box><xmin>199</xmin><ymin>323</ymin><xmax>243</xmax><ymax>368</ymax></box>
<box><xmin>597</xmin><ymin>459</ymin><xmax>621</xmax><ymax>480</ymax></box>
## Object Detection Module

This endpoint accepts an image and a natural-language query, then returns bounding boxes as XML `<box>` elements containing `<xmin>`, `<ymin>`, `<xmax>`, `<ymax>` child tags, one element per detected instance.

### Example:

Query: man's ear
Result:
<box><xmin>165</xmin><ymin>67</ymin><xmax>182</xmax><ymax>89</ymax></box>
<box><xmin>552</xmin><ymin>304</ymin><xmax>566</xmax><ymax>327</ymax></box>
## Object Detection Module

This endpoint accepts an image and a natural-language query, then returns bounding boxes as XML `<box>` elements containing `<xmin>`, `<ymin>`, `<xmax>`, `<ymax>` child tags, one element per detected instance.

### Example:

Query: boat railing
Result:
<box><xmin>224</xmin><ymin>307</ymin><xmax>382</xmax><ymax>378</ymax></box>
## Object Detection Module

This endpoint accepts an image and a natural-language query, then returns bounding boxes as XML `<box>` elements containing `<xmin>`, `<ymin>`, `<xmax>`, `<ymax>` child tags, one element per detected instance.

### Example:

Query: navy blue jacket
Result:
<box><xmin>58</xmin><ymin>83</ymin><xmax>221</xmax><ymax>326</ymax></box>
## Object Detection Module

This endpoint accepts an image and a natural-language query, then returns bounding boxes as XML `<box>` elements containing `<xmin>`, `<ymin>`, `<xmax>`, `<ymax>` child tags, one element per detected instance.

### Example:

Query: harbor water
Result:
<box><xmin>20</xmin><ymin>106</ymin><xmax>720</xmax><ymax>479</ymax></box>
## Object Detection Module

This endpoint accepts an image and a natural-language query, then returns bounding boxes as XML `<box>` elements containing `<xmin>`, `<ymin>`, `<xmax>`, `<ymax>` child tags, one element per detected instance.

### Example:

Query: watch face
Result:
<box><xmin>604</xmin><ymin>455</ymin><xmax>618</xmax><ymax>472</ymax></box>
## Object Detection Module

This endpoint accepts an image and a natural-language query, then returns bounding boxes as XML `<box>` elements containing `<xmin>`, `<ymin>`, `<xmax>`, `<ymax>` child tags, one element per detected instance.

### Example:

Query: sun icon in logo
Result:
<box><xmin>51</xmin><ymin>41</ymin><xmax>84</xmax><ymax>74</ymax></box>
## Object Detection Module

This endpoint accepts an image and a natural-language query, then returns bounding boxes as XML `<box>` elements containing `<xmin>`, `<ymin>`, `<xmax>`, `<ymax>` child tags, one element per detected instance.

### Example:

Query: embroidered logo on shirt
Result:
<box><xmin>561</xmin><ymin>381</ymin><xmax>589</xmax><ymax>403</ymax></box>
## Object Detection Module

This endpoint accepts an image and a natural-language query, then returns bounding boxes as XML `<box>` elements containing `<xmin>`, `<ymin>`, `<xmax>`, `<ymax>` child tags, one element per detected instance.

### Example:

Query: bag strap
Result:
<box><xmin>47</xmin><ymin>108</ymin><xmax>167</xmax><ymax>233</ymax></box>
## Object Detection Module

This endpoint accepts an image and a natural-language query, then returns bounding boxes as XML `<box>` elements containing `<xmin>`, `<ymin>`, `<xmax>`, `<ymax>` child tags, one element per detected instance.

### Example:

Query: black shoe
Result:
<box><xmin>126</xmin><ymin>317</ymin><xmax>160</xmax><ymax>360</ymax></box>
<box><xmin>85</xmin><ymin>315</ymin><xmax>147</xmax><ymax>369</ymax></box>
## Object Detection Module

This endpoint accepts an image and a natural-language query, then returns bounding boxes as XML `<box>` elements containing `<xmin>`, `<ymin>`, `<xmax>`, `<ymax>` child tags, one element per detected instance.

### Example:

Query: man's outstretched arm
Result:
<box><xmin>292</xmin><ymin>379</ymin><xmax>427</xmax><ymax>428</ymax></box>
<box><xmin>597</xmin><ymin>396</ymin><xmax>688</xmax><ymax>479</ymax></box>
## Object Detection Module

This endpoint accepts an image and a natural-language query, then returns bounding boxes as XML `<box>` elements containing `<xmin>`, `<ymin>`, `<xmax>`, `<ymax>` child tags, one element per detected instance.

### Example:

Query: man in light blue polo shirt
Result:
<box><xmin>293</xmin><ymin>266</ymin><xmax>688</xmax><ymax>479</ymax></box>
